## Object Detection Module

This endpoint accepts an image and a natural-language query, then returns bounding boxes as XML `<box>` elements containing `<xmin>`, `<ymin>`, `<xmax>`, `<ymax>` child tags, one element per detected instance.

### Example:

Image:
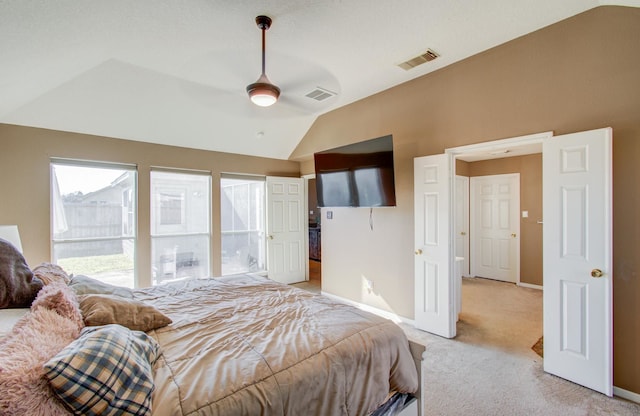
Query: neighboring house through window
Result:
<box><xmin>51</xmin><ymin>160</ymin><xmax>137</xmax><ymax>288</ymax></box>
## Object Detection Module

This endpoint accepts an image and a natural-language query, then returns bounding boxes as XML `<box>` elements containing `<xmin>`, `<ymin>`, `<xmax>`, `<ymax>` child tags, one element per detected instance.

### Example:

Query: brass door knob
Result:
<box><xmin>268</xmin><ymin>235</ymin><xmax>274</xmax><ymax>240</ymax></box>
<box><xmin>511</xmin><ymin>233</ymin><xmax>517</xmax><ymax>238</ymax></box>
<box><xmin>415</xmin><ymin>249</ymin><xmax>423</xmax><ymax>255</ymax></box>
<box><xmin>591</xmin><ymin>269</ymin><xmax>604</xmax><ymax>278</ymax></box>
<box><xmin>460</xmin><ymin>232</ymin><xmax>467</xmax><ymax>236</ymax></box>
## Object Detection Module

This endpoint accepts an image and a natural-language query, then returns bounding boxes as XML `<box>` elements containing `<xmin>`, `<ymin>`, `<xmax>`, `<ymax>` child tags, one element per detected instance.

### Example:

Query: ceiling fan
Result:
<box><xmin>177</xmin><ymin>14</ymin><xmax>341</xmax><ymax>119</ymax></box>
<box><xmin>246</xmin><ymin>15</ymin><xmax>280</xmax><ymax>107</ymax></box>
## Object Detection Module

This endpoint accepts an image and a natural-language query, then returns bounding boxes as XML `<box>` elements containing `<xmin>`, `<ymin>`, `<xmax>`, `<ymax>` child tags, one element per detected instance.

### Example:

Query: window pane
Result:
<box><xmin>152</xmin><ymin>234</ymin><xmax>209</xmax><ymax>285</ymax></box>
<box><xmin>51</xmin><ymin>162</ymin><xmax>136</xmax><ymax>288</ymax></box>
<box><xmin>54</xmin><ymin>240</ymin><xmax>135</xmax><ymax>288</ymax></box>
<box><xmin>221</xmin><ymin>186</ymin><xmax>234</xmax><ymax>232</ymax></box>
<box><xmin>151</xmin><ymin>171</ymin><xmax>209</xmax><ymax>235</ymax></box>
<box><xmin>151</xmin><ymin>170</ymin><xmax>211</xmax><ymax>285</ymax></box>
<box><xmin>221</xmin><ymin>177</ymin><xmax>265</xmax><ymax>275</ymax></box>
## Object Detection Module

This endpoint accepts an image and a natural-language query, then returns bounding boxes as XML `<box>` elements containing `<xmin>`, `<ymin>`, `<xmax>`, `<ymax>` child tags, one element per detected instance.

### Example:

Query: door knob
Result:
<box><xmin>268</xmin><ymin>235</ymin><xmax>274</xmax><ymax>240</ymax></box>
<box><xmin>415</xmin><ymin>249</ymin><xmax>423</xmax><ymax>255</ymax></box>
<box><xmin>460</xmin><ymin>232</ymin><xmax>467</xmax><ymax>236</ymax></box>
<box><xmin>511</xmin><ymin>233</ymin><xmax>517</xmax><ymax>238</ymax></box>
<box><xmin>591</xmin><ymin>269</ymin><xmax>604</xmax><ymax>278</ymax></box>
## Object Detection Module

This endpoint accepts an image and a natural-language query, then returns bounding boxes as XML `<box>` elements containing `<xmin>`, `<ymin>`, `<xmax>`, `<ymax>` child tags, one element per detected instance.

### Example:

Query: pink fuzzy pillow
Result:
<box><xmin>32</xmin><ymin>263</ymin><xmax>71</xmax><ymax>286</ymax></box>
<box><xmin>0</xmin><ymin>308</ymin><xmax>81</xmax><ymax>415</ymax></box>
<box><xmin>29</xmin><ymin>282</ymin><xmax>83</xmax><ymax>331</ymax></box>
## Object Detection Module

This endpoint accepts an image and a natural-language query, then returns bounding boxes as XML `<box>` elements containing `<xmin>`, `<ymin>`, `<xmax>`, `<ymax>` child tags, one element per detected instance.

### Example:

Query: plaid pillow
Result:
<box><xmin>43</xmin><ymin>324</ymin><xmax>160</xmax><ymax>416</ymax></box>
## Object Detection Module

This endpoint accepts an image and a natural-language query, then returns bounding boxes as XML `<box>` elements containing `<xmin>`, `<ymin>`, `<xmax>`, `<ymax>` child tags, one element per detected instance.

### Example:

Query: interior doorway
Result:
<box><xmin>454</xmin><ymin>146</ymin><xmax>543</xmax><ymax>290</ymax></box>
<box><xmin>451</xmin><ymin>134</ymin><xmax>544</xmax><ymax>341</ymax></box>
<box><xmin>416</xmin><ymin>128</ymin><xmax>613</xmax><ymax>396</ymax></box>
<box><xmin>306</xmin><ymin>176</ymin><xmax>321</xmax><ymax>290</ymax></box>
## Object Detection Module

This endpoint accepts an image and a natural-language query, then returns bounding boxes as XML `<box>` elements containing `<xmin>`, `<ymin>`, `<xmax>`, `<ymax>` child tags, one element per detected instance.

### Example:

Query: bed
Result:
<box><xmin>0</xmin><ymin>238</ymin><xmax>424</xmax><ymax>415</ymax></box>
<box><xmin>136</xmin><ymin>274</ymin><xmax>423</xmax><ymax>416</ymax></box>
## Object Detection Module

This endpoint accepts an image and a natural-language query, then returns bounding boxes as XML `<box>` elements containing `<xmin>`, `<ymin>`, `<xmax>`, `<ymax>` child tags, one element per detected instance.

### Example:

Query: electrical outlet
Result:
<box><xmin>365</xmin><ymin>279</ymin><xmax>374</xmax><ymax>291</ymax></box>
<box><xmin>327</xmin><ymin>211</ymin><xmax>333</xmax><ymax>219</ymax></box>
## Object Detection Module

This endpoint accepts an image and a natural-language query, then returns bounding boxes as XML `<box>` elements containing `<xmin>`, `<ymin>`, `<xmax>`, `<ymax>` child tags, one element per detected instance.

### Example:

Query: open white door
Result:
<box><xmin>454</xmin><ymin>175</ymin><xmax>470</xmax><ymax>277</ymax></box>
<box><xmin>266</xmin><ymin>177</ymin><xmax>305</xmax><ymax>284</ymax></box>
<box><xmin>543</xmin><ymin>128</ymin><xmax>612</xmax><ymax>396</ymax></box>
<box><xmin>414</xmin><ymin>154</ymin><xmax>455</xmax><ymax>338</ymax></box>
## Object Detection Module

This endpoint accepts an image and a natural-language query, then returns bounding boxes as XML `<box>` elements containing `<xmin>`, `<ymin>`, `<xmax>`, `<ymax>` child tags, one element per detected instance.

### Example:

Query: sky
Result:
<box><xmin>52</xmin><ymin>164</ymin><xmax>128</xmax><ymax>195</ymax></box>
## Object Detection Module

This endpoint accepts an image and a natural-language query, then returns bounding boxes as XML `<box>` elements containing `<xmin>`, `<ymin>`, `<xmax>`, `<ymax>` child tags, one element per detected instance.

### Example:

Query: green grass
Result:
<box><xmin>57</xmin><ymin>253</ymin><xmax>134</xmax><ymax>275</ymax></box>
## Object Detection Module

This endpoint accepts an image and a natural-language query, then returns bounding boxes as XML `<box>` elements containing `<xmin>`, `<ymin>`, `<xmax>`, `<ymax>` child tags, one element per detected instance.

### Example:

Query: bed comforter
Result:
<box><xmin>134</xmin><ymin>274</ymin><xmax>418</xmax><ymax>416</ymax></box>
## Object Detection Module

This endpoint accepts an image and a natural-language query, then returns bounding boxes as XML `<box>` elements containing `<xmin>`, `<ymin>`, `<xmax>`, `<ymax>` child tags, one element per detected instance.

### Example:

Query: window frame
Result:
<box><xmin>50</xmin><ymin>158</ymin><xmax>138</xmax><ymax>286</ymax></box>
<box><xmin>150</xmin><ymin>168</ymin><xmax>212</xmax><ymax>284</ymax></box>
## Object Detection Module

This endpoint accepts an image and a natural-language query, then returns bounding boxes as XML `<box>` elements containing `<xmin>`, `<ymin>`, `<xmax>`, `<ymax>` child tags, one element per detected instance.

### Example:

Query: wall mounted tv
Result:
<box><xmin>314</xmin><ymin>135</ymin><xmax>396</xmax><ymax>207</ymax></box>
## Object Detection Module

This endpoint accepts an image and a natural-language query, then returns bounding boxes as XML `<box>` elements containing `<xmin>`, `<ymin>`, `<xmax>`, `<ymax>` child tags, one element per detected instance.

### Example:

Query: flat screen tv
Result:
<box><xmin>314</xmin><ymin>135</ymin><xmax>396</xmax><ymax>207</ymax></box>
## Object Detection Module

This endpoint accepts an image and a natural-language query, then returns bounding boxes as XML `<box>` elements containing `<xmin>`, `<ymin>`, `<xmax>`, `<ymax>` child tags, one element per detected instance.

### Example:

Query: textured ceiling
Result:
<box><xmin>1</xmin><ymin>0</ymin><xmax>637</xmax><ymax>160</ymax></box>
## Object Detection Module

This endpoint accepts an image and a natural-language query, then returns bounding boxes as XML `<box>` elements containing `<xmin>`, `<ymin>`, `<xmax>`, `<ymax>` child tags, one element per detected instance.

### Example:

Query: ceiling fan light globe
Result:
<box><xmin>246</xmin><ymin>81</ymin><xmax>281</xmax><ymax>107</ymax></box>
<box><xmin>251</xmin><ymin>93</ymin><xmax>278</xmax><ymax>107</ymax></box>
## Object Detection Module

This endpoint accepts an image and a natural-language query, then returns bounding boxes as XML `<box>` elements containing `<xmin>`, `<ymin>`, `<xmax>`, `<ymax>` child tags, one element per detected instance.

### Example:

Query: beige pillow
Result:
<box><xmin>78</xmin><ymin>294</ymin><xmax>172</xmax><ymax>332</ymax></box>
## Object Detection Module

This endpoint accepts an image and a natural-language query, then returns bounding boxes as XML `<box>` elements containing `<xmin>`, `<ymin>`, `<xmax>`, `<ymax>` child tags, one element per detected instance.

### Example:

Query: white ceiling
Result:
<box><xmin>1</xmin><ymin>0</ymin><xmax>637</xmax><ymax>160</ymax></box>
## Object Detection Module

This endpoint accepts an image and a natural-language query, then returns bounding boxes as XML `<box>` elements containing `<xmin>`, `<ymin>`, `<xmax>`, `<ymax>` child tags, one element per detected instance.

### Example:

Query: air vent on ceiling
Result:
<box><xmin>305</xmin><ymin>87</ymin><xmax>337</xmax><ymax>101</ymax></box>
<box><xmin>398</xmin><ymin>49</ymin><xmax>439</xmax><ymax>70</ymax></box>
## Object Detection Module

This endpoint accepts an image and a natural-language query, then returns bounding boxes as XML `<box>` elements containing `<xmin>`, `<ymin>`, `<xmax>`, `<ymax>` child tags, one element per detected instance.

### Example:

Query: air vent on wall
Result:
<box><xmin>305</xmin><ymin>87</ymin><xmax>337</xmax><ymax>101</ymax></box>
<box><xmin>398</xmin><ymin>49</ymin><xmax>439</xmax><ymax>70</ymax></box>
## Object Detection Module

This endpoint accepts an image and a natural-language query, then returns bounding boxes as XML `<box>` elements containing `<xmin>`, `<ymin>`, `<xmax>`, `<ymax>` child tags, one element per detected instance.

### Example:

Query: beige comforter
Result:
<box><xmin>134</xmin><ymin>274</ymin><xmax>418</xmax><ymax>416</ymax></box>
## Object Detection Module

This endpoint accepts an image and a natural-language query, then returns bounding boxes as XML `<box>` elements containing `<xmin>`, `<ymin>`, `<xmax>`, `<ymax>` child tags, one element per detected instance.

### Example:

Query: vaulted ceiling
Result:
<box><xmin>1</xmin><ymin>0</ymin><xmax>637</xmax><ymax>160</ymax></box>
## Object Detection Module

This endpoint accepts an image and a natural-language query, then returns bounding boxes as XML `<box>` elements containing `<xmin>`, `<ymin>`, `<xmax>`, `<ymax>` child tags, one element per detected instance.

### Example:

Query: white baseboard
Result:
<box><xmin>321</xmin><ymin>291</ymin><xmax>415</xmax><ymax>326</ymax></box>
<box><xmin>613</xmin><ymin>386</ymin><xmax>640</xmax><ymax>404</ymax></box>
<box><xmin>517</xmin><ymin>282</ymin><xmax>543</xmax><ymax>290</ymax></box>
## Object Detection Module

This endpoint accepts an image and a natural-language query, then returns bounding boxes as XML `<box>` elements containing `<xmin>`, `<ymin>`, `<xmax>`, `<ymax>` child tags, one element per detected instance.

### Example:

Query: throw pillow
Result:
<box><xmin>0</xmin><ymin>308</ymin><xmax>82</xmax><ymax>415</ymax></box>
<box><xmin>33</xmin><ymin>262</ymin><xmax>71</xmax><ymax>285</ymax></box>
<box><xmin>30</xmin><ymin>282</ymin><xmax>84</xmax><ymax>331</ymax></box>
<box><xmin>68</xmin><ymin>274</ymin><xmax>134</xmax><ymax>299</ymax></box>
<box><xmin>44</xmin><ymin>324</ymin><xmax>160</xmax><ymax>416</ymax></box>
<box><xmin>0</xmin><ymin>238</ymin><xmax>43</xmax><ymax>308</ymax></box>
<box><xmin>79</xmin><ymin>293</ymin><xmax>172</xmax><ymax>332</ymax></box>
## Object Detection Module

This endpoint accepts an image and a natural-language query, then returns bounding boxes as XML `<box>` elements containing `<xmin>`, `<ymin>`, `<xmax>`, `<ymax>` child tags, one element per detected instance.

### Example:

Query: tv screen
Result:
<box><xmin>314</xmin><ymin>135</ymin><xmax>396</xmax><ymax>207</ymax></box>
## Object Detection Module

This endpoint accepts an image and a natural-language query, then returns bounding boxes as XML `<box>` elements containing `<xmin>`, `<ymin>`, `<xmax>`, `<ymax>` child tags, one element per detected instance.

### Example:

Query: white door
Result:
<box><xmin>470</xmin><ymin>174</ymin><xmax>520</xmax><ymax>283</ymax></box>
<box><xmin>266</xmin><ymin>177</ymin><xmax>305</xmax><ymax>284</ymax></box>
<box><xmin>543</xmin><ymin>128</ymin><xmax>612</xmax><ymax>396</ymax></box>
<box><xmin>414</xmin><ymin>154</ymin><xmax>455</xmax><ymax>338</ymax></box>
<box><xmin>455</xmin><ymin>175</ymin><xmax>470</xmax><ymax>277</ymax></box>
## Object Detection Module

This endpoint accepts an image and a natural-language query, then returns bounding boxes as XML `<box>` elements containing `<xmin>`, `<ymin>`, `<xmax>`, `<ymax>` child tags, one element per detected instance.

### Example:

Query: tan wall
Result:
<box><xmin>0</xmin><ymin>124</ymin><xmax>300</xmax><ymax>285</ymax></box>
<box><xmin>465</xmin><ymin>154</ymin><xmax>543</xmax><ymax>286</ymax></box>
<box><xmin>290</xmin><ymin>6</ymin><xmax>640</xmax><ymax>394</ymax></box>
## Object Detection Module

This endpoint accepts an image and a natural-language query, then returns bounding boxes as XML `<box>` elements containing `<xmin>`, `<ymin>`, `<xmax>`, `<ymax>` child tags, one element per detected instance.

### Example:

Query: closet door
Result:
<box><xmin>470</xmin><ymin>174</ymin><xmax>520</xmax><ymax>283</ymax></box>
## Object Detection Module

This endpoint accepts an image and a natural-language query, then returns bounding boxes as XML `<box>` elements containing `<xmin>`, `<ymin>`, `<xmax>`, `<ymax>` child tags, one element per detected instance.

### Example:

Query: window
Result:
<box><xmin>151</xmin><ymin>170</ymin><xmax>210</xmax><ymax>285</ymax></box>
<box><xmin>51</xmin><ymin>161</ymin><xmax>137</xmax><ymax>288</ymax></box>
<box><xmin>221</xmin><ymin>176</ymin><xmax>266</xmax><ymax>275</ymax></box>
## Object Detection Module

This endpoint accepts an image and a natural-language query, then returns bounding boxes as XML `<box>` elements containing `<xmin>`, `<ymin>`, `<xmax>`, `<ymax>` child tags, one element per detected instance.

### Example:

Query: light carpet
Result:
<box><xmin>400</xmin><ymin>277</ymin><xmax>640</xmax><ymax>416</ymax></box>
